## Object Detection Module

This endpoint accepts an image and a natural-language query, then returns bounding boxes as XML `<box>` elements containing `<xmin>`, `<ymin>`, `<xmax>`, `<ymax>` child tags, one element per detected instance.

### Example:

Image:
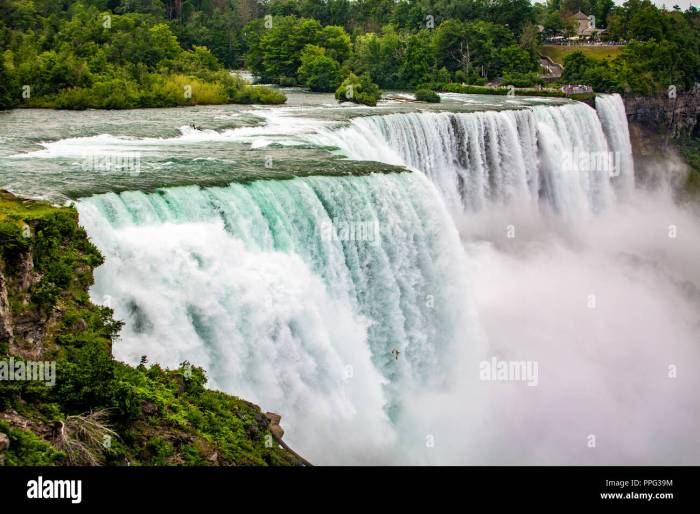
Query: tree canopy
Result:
<box><xmin>0</xmin><ymin>0</ymin><xmax>698</xmax><ymax>109</ymax></box>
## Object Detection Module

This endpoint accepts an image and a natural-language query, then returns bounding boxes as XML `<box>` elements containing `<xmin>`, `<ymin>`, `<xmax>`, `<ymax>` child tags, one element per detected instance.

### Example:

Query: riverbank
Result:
<box><xmin>0</xmin><ymin>191</ymin><xmax>304</xmax><ymax>466</ymax></box>
<box><xmin>422</xmin><ymin>82</ymin><xmax>596</xmax><ymax>103</ymax></box>
<box><xmin>14</xmin><ymin>73</ymin><xmax>286</xmax><ymax>110</ymax></box>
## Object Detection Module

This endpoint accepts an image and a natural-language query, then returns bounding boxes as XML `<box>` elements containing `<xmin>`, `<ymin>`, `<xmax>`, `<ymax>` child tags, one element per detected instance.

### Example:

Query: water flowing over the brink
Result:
<box><xmin>310</xmin><ymin>94</ymin><xmax>634</xmax><ymax>220</ymax></box>
<box><xmin>595</xmin><ymin>93</ymin><xmax>635</xmax><ymax>194</ymax></box>
<box><xmin>78</xmin><ymin>173</ymin><xmax>476</xmax><ymax>464</ymax></box>
<box><xmin>77</xmin><ymin>94</ymin><xmax>646</xmax><ymax>464</ymax></box>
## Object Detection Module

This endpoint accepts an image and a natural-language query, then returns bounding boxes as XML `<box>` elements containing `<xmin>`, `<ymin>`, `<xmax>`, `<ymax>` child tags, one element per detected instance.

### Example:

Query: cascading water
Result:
<box><xmin>77</xmin><ymin>172</ymin><xmax>479</xmax><ymax>464</ymax></box>
<box><xmin>311</xmin><ymin>109</ymin><xmax>540</xmax><ymax>213</ymax></box>
<box><xmin>311</xmin><ymin>95</ymin><xmax>632</xmax><ymax>220</ymax></box>
<box><xmin>594</xmin><ymin>93</ymin><xmax>635</xmax><ymax>194</ymax></box>
<box><xmin>73</xmin><ymin>93</ymin><xmax>700</xmax><ymax>464</ymax></box>
<box><xmin>78</xmin><ymin>96</ymin><xmax>625</xmax><ymax>460</ymax></box>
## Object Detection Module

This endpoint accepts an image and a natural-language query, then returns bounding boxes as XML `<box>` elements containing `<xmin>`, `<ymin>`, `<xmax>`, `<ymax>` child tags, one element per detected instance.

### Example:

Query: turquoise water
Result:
<box><xmin>4</xmin><ymin>92</ymin><xmax>697</xmax><ymax>465</ymax></box>
<box><xmin>0</xmin><ymin>90</ymin><xmax>569</xmax><ymax>201</ymax></box>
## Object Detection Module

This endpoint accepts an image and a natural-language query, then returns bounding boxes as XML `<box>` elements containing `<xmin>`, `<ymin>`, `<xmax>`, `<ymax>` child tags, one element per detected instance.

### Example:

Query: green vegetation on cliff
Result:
<box><xmin>0</xmin><ymin>192</ymin><xmax>302</xmax><ymax>466</ymax></box>
<box><xmin>559</xmin><ymin>7</ymin><xmax>699</xmax><ymax>95</ymax></box>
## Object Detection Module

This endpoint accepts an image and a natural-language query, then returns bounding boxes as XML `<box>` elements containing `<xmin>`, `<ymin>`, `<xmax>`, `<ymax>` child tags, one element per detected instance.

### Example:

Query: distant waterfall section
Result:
<box><xmin>311</xmin><ymin>93</ymin><xmax>635</xmax><ymax>219</ymax></box>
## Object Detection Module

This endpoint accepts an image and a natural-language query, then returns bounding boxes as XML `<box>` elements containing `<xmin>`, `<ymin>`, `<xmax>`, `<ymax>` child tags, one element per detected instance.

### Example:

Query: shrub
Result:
<box><xmin>335</xmin><ymin>73</ymin><xmax>382</xmax><ymax>106</ymax></box>
<box><xmin>414</xmin><ymin>89</ymin><xmax>440</xmax><ymax>103</ymax></box>
<box><xmin>278</xmin><ymin>76</ymin><xmax>298</xmax><ymax>87</ymax></box>
<box><xmin>502</xmin><ymin>72</ymin><xmax>541</xmax><ymax>88</ymax></box>
<box><xmin>0</xmin><ymin>421</ymin><xmax>64</xmax><ymax>465</ymax></box>
<box><xmin>0</xmin><ymin>221</ymin><xmax>29</xmax><ymax>261</ymax></box>
<box><xmin>419</xmin><ymin>82</ymin><xmax>509</xmax><ymax>95</ymax></box>
<box><xmin>229</xmin><ymin>84</ymin><xmax>286</xmax><ymax>104</ymax></box>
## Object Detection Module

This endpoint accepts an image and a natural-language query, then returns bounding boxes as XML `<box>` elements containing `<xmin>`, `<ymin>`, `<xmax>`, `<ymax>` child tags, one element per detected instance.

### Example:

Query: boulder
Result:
<box><xmin>265</xmin><ymin>412</ymin><xmax>284</xmax><ymax>439</ymax></box>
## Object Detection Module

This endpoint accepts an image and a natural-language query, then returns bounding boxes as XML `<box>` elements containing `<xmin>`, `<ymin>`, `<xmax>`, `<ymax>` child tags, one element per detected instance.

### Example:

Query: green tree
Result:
<box><xmin>497</xmin><ymin>45</ymin><xmax>538</xmax><ymax>76</ymax></box>
<box><xmin>561</xmin><ymin>51</ymin><xmax>594</xmax><ymax>83</ymax></box>
<box><xmin>0</xmin><ymin>57</ymin><xmax>19</xmax><ymax>109</ymax></box>
<box><xmin>297</xmin><ymin>45</ymin><xmax>342</xmax><ymax>92</ymax></box>
<box><xmin>399</xmin><ymin>30</ymin><xmax>434</xmax><ymax>87</ymax></box>
<box><xmin>351</xmin><ymin>26</ymin><xmax>406</xmax><ymax>88</ymax></box>
<box><xmin>320</xmin><ymin>25</ymin><xmax>351</xmax><ymax>62</ymax></box>
<box><xmin>259</xmin><ymin>16</ymin><xmax>322</xmax><ymax>81</ymax></box>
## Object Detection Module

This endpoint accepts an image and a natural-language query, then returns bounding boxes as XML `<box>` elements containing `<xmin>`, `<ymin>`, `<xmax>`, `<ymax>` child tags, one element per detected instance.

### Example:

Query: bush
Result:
<box><xmin>229</xmin><ymin>85</ymin><xmax>286</xmax><ymax>105</ymax></box>
<box><xmin>0</xmin><ymin>221</ymin><xmax>29</xmax><ymax>261</ymax></box>
<box><xmin>435</xmin><ymin>66</ymin><xmax>451</xmax><ymax>84</ymax></box>
<box><xmin>0</xmin><ymin>421</ymin><xmax>64</xmax><ymax>465</ymax></box>
<box><xmin>278</xmin><ymin>76</ymin><xmax>298</xmax><ymax>87</ymax></box>
<box><xmin>418</xmin><ymin>82</ymin><xmax>571</xmax><ymax>99</ymax></box>
<box><xmin>420</xmin><ymin>82</ymin><xmax>510</xmax><ymax>95</ymax></box>
<box><xmin>502</xmin><ymin>72</ymin><xmax>541</xmax><ymax>88</ymax></box>
<box><xmin>414</xmin><ymin>89</ymin><xmax>440</xmax><ymax>103</ymax></box>
<box><xmin>335</xmin><ymin>73</ymin><xmax>382</xmax><ymax>106</ymax></box>
<box><xmin>454</xmin><ymin>69</ymin><xmax>487</xmax><ymax>86</ymax></box>
<box><xmin>248</xmin><ymin>86</ymin><xmax>287</xmax><ymax>104</ymax></box>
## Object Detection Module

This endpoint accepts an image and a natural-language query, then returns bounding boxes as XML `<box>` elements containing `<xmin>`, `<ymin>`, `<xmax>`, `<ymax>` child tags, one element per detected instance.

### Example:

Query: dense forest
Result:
<box><xmin>0</xmin><ymin>0</ymin><xmax>287</xmax><ymax>108</ymax></box>
<box><xmin>0</xmin><ymin>0</ymin><xmax>699</xmax><ymax>109</ymax></box>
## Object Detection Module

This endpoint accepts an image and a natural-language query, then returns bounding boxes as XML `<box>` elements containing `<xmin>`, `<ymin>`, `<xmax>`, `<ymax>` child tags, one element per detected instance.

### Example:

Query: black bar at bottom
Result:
<box><xmin>0</xmin><ymin>466</ymin><xmax>696</xmax><ymax>508</ymax></box>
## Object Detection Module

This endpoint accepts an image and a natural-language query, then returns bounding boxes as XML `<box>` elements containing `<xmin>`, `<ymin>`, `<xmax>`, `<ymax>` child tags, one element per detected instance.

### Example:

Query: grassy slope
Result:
<box><xmin>541</xmin><ymin>45</ymin><xmax>622</xmax><ymax>65</ymax></box>
<box><xmin>0</xmin><ymin>191</ymin><xmax>302</xmax><ymax>466</ymax></box>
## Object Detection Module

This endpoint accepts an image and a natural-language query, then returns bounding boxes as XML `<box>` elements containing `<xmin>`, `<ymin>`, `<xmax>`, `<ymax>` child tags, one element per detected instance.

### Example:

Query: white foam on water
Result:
<box><xmin>75</xmin><ymin>93</ymin><xmax>700</xmax><ymax>464</ymax></box>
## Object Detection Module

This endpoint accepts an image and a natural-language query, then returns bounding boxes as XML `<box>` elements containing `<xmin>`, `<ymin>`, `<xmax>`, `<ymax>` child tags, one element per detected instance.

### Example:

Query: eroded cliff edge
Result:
<box><xmin>623</xmin><ymin>90</ymin><xmax>700</xmax><ymax>194</ymax></box>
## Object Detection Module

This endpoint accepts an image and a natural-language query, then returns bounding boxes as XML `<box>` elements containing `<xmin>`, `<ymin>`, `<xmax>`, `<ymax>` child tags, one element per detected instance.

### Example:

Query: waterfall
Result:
<box><xmin>77</xmin><ymin>172</ymin><xmax>478</xmax><ymax>464</ymax></box>
<box><xmin>75</xmin><ymin>95</ymin><xmax>664</xmax><ymax>465</ymax></box>
<box><xmin>310</xmin><ymin>109</ymin><xmax>540</xmax><ymax>213</ymax></box>
<box><xmin>595</xmin><ymin>93</ymin><xmax>635</xmax><ymax>194</ymax></box>
<box><xmin>311</xmin><ymin>95</ymin><xmax>633</xmax><ymax>220</ymax></box>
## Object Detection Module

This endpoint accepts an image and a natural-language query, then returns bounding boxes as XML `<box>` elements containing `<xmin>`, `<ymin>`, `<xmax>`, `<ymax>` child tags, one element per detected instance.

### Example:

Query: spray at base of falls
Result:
<box><xmin>78</xmin><ymin>94</ymin><xmax>700</xmax><ymax>464</ymax></box>
<box><xmin>78</xmin><ymin>172</ymin><xmax>482</xmax><ymax>464</ymax></box>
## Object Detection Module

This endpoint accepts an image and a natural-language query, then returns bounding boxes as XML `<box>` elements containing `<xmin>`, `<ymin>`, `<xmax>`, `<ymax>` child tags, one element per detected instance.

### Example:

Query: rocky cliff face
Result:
<box><xmin>0</xmin><ymin>191</ymin><xmax>306</xmax><ymax>466</ymax></box>
<box><xmin>621</xmin><ymin>87</ymin><xmax>700</xmax><ymax>183</ymax></box>
<box><xmin>0</xmin><ymin>216</ymin><xmax>76</xmax><ymax>360</ymax></box>
<box><xmin>624</xmin><ymin>89</ymin><xmax>699</xmax><ymax>139</ymax></box>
